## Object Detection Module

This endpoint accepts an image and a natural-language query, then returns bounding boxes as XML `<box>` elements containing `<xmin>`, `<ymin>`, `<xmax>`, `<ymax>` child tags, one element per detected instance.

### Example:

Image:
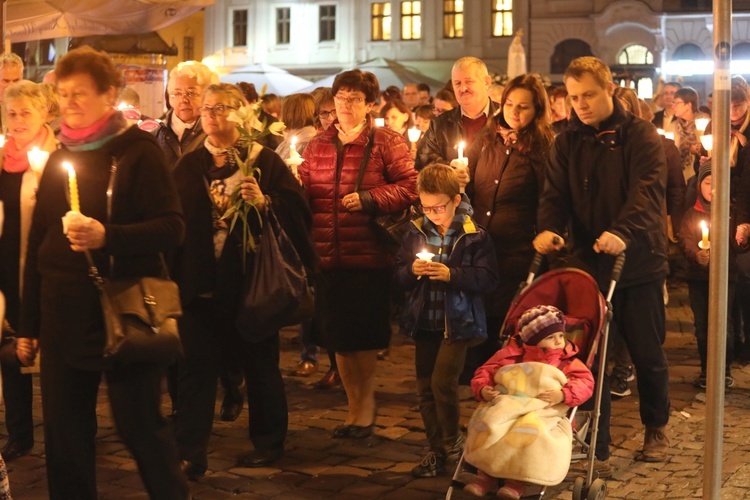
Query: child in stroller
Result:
<box><xmin>464</xmin><ymin>305</ymin><xmax>594</xmax><ymax>499</ymax></box>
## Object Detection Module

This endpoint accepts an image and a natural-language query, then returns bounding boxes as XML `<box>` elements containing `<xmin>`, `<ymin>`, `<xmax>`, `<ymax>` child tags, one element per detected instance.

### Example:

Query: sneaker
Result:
<box><xmin>613</xmin><ymin>365</ymin><xmax>635</xmax><ymax>382</ymax></box>
<box><xmin>496</xmin><ymin>479</ymin><xmax>526</xmax><ymax>499</ymax></box>
<box><xmin>694</xmin><ymin>372</ymin><xmax>707</xmax><ymax>389</ymax></box>
<box><xmin>610</xmin><ymin>376</ymin><xmax>632</xmax><ymax>398</ymax></box>
<box><xmin>637</xmin><ymin>426</ymin><xmax>670</xmax><ymax>462</ymax></box>
<box><xmin>725</xmin><ymin>375</ymin><xmax>735</xmax><ymax>388</ymax></box>
<box><xmin>565</xmin><ymin>459</ymin><xmax>613</xmax><ymax>480</ymax></box>
<box><xmin>444</xmin><ymin>433</ymin><xmax>465</xmax><ymax>464</ymax></box>
<box><xmin>464</xmin><ymin>470</ymin><xmax>498</xmax><ymax>497</ymax></box>
<box><xmin>624</xmin><ymin>366</ymin><xmax>635</xmax><ymax>382</ymax></box>
<box><xmin>411</xmin><ymin>450</ymin><xmax>445</xmax><ymax>478</ymax></box>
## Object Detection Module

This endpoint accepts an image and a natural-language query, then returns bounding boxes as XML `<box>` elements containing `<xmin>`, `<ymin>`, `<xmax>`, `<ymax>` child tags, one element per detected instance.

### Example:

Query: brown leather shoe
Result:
<box><xmin>314</xmin><ymin>368</ymin><xmax>341</xmax><ymax>389</ymax></box>
<box><xmin>294</xmin><ymin>360</ymin><xmax>318</xmax><ymax>377</ymax></box>
<box><xmin>637</xmin><ymin>426</ymin><xmax>670</xmax><ymax>462</ymax></box>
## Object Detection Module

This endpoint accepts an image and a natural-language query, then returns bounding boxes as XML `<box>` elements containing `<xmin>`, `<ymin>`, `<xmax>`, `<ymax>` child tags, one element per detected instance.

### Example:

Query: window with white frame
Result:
<box><xmin>401</xmin><ymin>1</ymin><xmax>421</xmax><ymax>40</ymax></box>
<box><xmin>371</xmin><ymin>2</ymin><xmax>392</xmax><ymax>41</ymax></box>
<box><xmin>277</xmin><ymin>7</ymin><xmax>291</xmax><ymax>45</ymax></box>
<box><xmin>319</xmin><ymin>5</ymin><xmax>336</xmax><ymax>42</ymax></box>
<box><xmin>491</xmin><ymin>0</ymin><xmax>512</xmax><ymax>37</ymax></box>
<box><xmin>232</xmin><ymin>9</ymin><xmax>248</xmax><ymax>47</ymax></box>
<box><xmin>443</xmin><ymin>0</ymin><xmax>463</xmax><ymax>39</ymax></box>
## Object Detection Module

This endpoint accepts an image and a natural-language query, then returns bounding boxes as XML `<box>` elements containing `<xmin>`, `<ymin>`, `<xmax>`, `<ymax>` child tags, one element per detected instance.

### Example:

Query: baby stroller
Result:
<box><xmin>446</xmin><ymin>252</ymin><xmax>625</xmax><ymax>500</ymax></box>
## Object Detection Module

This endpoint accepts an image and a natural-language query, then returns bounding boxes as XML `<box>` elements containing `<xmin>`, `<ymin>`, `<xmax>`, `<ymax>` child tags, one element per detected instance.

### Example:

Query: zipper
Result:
<box><xmin>333</xmin><ymin>142</ymin><xmax>345</xmax><ymax>266</ymax></box>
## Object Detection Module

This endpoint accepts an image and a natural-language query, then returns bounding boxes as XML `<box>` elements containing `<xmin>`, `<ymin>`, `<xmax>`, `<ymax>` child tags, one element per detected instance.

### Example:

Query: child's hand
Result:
<box><xmin>412</xmin><ymin>259</ymin><xmax>430</xmax><ymax>276</ymax></box>
<box><xmin>425</xmin><ymin>262</ymin><xmax>451</xmax><ymax>282</ymax></box>
<box><xmin>537</xmin><ymin>389</ymin><xmax>564</xmax><ymax>406</ymax></box>
<box><xmin>16</xmin><ymin>338</ymin><xmax>38</xmax><ymax>367</ymax></box>
<box><xmin>480</xmin><ymin>386</ymin><xmax>499</xmax><ymax>401</ymax></box>
<box><xmin>696</xmin><ymin>249</ymin><xmax>710</xmax><ymax>266</ymax></box>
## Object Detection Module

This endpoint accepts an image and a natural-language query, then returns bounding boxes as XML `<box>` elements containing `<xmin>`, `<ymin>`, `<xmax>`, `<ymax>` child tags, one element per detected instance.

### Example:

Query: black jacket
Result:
<box><xmin>152</xmin><ymin>110</ymin><xmax>207</xmax><ymax>170</ymax></box>
<box><xmin>20</xmin><ymin>127</ymin><xmax>185</xmax><ymax>366</ymax></box>
<box><xmin>538</xmin><ymin>98</ymin><xmax>668</xmax><ymax>289</ymax></box>
<box><xmin>415</xmin><ymin>100</ymin><xmax>499</xmax><ymax>170</ymax></box>
<box><xmin>171</xmin><ymin>145</ymin><xmax>315</xmax><ymax>337</ymax></box>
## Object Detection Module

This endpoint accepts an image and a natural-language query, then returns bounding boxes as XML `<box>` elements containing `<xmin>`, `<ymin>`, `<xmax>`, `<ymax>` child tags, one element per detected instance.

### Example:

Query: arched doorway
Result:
<box><xmin>550</xmin><ymin>39</ymin><xmax>593</xmax><ymax>74</ymax></box>
<box><xmin>612</xmin><ymin>44</ymin><xmax>656</xmax><ymax>99</ymax></box>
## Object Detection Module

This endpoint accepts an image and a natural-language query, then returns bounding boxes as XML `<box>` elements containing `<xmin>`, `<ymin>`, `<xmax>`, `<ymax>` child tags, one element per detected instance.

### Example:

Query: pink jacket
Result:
<box><xmin>471</xmin><ymin>337</ymin><xmax>595</xmax><ymax>407</ymax></box>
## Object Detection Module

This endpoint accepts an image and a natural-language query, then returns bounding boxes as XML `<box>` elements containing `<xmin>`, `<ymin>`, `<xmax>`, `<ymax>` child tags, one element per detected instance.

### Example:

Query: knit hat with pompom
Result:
<box><xmin>517</xmin><ymin>305</ymin><xmax>566</xmax><ymax>346</ymax></box>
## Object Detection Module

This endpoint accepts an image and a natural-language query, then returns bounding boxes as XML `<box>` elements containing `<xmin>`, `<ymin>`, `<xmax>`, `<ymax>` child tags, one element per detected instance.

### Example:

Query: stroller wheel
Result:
<box><xmin>586</xmin><ymin>479</ymin><xmax>607</xmax><ymax>500</ymax></box>
<box><xmin>573</xmin><ymin>477</ymin><xmax>585</xmax><ymax>500</ymax></box>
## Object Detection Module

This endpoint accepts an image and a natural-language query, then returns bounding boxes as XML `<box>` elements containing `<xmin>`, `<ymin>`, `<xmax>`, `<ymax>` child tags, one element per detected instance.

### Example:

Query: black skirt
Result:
<box><xmin>313</xmin><ymin>268</ymin><xmax>393</xmax><ymax>352</ymax></box>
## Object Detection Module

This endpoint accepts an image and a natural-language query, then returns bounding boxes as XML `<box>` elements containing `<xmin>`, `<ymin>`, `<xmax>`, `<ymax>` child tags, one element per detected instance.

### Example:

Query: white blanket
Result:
<box><xmin>464</xmin><ymin>362</ymin><xmax>572</xmax><ymax>486</ymax></box>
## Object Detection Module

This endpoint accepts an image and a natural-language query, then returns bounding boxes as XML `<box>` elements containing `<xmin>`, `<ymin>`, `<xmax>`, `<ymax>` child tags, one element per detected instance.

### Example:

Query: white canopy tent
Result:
<box><xmin>220</xmin><ymin>64</ymin><xmax>312</xmax><ymax>96</ymax></box>
<box><xmin>5</xmin><ymin>0</ymin><xmax>213</xmax><ymax>42</ymax></box>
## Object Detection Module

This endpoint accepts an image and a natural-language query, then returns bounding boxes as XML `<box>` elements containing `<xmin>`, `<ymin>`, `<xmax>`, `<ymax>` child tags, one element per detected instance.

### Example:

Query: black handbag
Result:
<box><xmin>85</xmin><ymin>158</ymin><xmax>182</xmax><ymax>365</ymax></box>
<box><xmin>354</xmin><ymin>129</ymin><xmax>416</xmax><ymax>250</ymax></box>
<box><xmin>236</xmin><ymin>206</ymin><xmax>314</xmax><ymax>341</ymax></box>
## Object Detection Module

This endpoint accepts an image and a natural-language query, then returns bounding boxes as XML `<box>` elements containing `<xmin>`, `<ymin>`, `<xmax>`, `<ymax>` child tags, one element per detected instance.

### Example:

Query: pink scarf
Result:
<box><xmin>3</xmin><ymin>126</ymin><xmax>50</xmax><ymax>173</ymax></box>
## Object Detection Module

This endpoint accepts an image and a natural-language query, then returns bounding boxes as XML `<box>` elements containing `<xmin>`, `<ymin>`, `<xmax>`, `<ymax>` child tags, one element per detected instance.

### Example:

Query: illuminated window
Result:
<box><xmin>277</xmin><ymin>8</ymin><xmax>291</xmax><ymax>45</ymax></box>
<box><xmin>232</xmin><ymin>9</ymin><xmax>248</xmax><ymax>47</ymax></box>
<box><xmin>401</xmin><ymin>1</ymin><xmax>421</xmax><ymax>40</ymax></box>
<box><xmin>443</xmin><ymin>0</ymin><xmax>463</xmax><ymax>38</ymax></box>
<box><xmin>320</xmin><ymin>5</ymin><xmax>336</xmax><ymax>42</ymax></box>
<box><xmin>618</xmin><ymin>45</ymin><xmax>654</xmax><ymax>65</ymax></box>
<box><xmin>372</xmin><ymin>3</ymin><xmax>392</xmax><ymax>41</ymax></box>
<box><xmin>491</xmin><ymin>0</ymin><xmax>512</xmax><ymax>37</ymax></box>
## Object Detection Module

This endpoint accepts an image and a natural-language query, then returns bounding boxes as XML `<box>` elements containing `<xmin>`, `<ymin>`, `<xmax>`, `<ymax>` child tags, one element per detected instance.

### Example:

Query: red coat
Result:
<box><xmin>471</xmin><ymin>337</ymin><xmax>595</xmax><ymax>407</ymax></box>
<box><xmin>299</xmin><ymin>120</ymin><xmax>417</xmax><ymax>270</ymax></box>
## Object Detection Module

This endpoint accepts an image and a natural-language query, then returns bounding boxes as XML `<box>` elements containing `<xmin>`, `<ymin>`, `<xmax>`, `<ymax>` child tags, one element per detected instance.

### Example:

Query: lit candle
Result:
<box><xmin>700</xmin><ymin>134</ymin><xmax>713</xmax><ymax>153</ymax></box>
<box><xmin>695</xmin><ymin>117</ymin><xmax>710</xmax><ymax>133</ymax></box>
<box><xmin>407</xmin><ymin>127</ymin><xmax>421</xmax><ymax>144</ymax></box>
<box><xmin>27</xmin><ymin>147</ymin><xmax>49</xmax><ymax>174</ymax></box>
<box><xmin>285</xmin><ymin>136</ymin><xmax>304</xmax><ymax>177</ymax></box>
<box><xmin>416</xmin><ymin>249</ymin><xmax>435</xmax><ymax>261</ymax></box>
<box><xmin>457</xmin><ymin>141</ymin><xmax>466</xmax><ymax>161</ymax></box>
<box><xmin>656</xmin><ymin>128</ymin><xmax>665</xmax><ymax>136</ymax></box>
<box><xmin>374</xmin><ymin>118</ymin><xmax>385</xmax><ymax>128</ymax></box>
<box><xmin>62</xmin><ymin>162</ymin><xmax>80</xmax><ymax>213</ymax></box>
<box><xmin>290</xmin><ymin>135</ymin><xmax>298</xmax><ymax>154</ymax></box>
<box><xmin>664</xmin><ymin>131</ymin><xmax>675</xmax><ymax>141</ymax></box>
<box><xmin>0</xmin><ymin>135</ymin><xmax>5</xmax><ymax>148</ymax></box>
<box><xmin>700</xmin><ymin>220</ymin><xmax>710</xmax><ymax>249</ymax></box>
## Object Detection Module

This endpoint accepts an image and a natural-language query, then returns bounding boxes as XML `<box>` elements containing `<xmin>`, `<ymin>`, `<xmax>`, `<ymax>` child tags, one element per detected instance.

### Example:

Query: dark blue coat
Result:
<box><xmin>395</xmin><ymin>215</ymin><xmax>499</xmax><ymax>341</ymax></box>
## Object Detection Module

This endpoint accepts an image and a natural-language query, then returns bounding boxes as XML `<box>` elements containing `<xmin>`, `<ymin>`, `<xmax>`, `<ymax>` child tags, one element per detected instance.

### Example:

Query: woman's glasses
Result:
<box><xmin>169</xmin><ymin>90</ymin><xmax>201</xmax><ymax>101</ymax></box>
<box><xmin>319</xmin><ymin>109</ymin><xmax>337</xmax><ymax>119</ymax></box>
<box><xmin>200</xmin><ymin>104</ymin><xmax>237</xmax><ymax>117</ymax></box>
<box><xmin>334</xmin><ymin>95</ymin><xmax>365</xmax><ymax>106</ymax></box>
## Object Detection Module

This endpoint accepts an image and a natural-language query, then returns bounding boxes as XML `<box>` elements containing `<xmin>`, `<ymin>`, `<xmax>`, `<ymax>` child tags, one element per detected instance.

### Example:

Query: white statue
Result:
<box><xmin>507</xmin><ymin>29</ymin><xmax>527</xmax><ymax>79</ymax></box>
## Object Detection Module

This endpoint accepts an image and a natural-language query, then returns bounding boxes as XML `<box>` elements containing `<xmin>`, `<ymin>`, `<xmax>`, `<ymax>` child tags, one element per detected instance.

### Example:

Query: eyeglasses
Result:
<box><xmin>672</xmin><ymin>100</ymin><xmax>685</xmax><ymax>106</ymax></box>
<box><xmin>169</xmin><ymin>90</ymin><xmax>201</xmax><ymax>100</ymax></box>
<box><xmin>334</xmin><ymin>95</ymin><xmax>366</xmax><ymax>106</ymax></box>
<box><xmin>419</xmin><ymin>203</ymin><xmax>449</xmax><ymax>215</ymax></box>
<box><xmin>432</xmin><ymin>107</ymin><xmax>450</xmax><ymax>116</ymax></box>
<box><xmin>319</xmin><ymin>109</ymin><xmax>337</xmax><ymax>119</ymax></box>
<box><xmin>199</xmin><ymin>104</ymin><xmax>237</xmax><ymax>117</ymax></box>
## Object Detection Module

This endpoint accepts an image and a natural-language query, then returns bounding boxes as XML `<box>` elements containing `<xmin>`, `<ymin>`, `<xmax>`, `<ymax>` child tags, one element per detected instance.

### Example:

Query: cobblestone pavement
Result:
<box><xmin>5</xmin><ymin>283</ymin><xmax>750</xmax><ymax>499</ymax></box>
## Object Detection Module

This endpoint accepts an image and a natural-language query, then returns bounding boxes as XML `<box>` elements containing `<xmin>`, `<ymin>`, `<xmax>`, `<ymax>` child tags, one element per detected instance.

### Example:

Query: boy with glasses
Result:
<box><xmin>395</xmin><ymin>164</ymin><xmax>498</xmax><ymax>478</ymax></box>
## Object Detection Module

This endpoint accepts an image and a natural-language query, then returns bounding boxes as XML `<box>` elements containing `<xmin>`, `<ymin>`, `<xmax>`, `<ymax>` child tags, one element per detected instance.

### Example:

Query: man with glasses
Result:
<box><xmin>416</xmin><ymin>57</ymin><xmax>498</xmax><ymax>171</ymax></box>
<box><xmin>652</xmin><ymin>81</ymin><xmax>681</xmax><ymax>133</ymax></box>
<box><xmin>153</xmin><ymin>61</ymin><xmax>219</xmax><ymax>170</ymax></box>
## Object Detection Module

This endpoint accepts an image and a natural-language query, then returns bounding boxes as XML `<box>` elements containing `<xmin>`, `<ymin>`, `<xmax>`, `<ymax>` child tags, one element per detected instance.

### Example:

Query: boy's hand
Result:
<box><xmin>537</xmin><ymin>389</ymin><xmax>564</xmax><ymax>406</ymax></box>
<box><xmin>480</xmin><ymin>386</ymin><xmax>499</xmax><ymax>401</ymax></box>
<box><xmin>16</xmin><ymin>338</ymin><xmax>38</xmax><ymax>367</ymax></box>
<box><xmin>696</xmin><ymin>249</ymin><xmax>710</xmax><ymax>266</ymax></box>
<box><xmin>425</xmin><ymin>262</ymin><xmax>450</xmax><ymax>282</ymax></box>
<box><xmin>412</xmin><ymin>259</ymin><xmax>430</xmax><ymax>276</ymax></box>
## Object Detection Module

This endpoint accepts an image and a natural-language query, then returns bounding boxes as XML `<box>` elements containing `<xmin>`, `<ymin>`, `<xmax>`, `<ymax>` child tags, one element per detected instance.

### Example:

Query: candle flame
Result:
<box><xmin>700</xmin><ymin>220</ymin><xmax>708</xmax><ymax>231</ymax></box>
<box><xmin>291</xmin><ymin>136</ymin><xmax>297</xmax><ymax>146</ymax></box>
<box><xmin>62</xmin><ymin>161</ymin><xmax>74</xmax><ymax>173</ymax></box>
<box><xmin>458</xmin><ymin>141</ymin><xmax>465</xmax><ymax>149</ymax></box>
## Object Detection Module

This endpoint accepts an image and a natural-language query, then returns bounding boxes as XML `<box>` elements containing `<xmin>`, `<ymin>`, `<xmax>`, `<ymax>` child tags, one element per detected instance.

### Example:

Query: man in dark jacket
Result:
<box><xmin>652</xmin><ymin>81</ymin><xmax>681</xmax><ymax>132</ymax></box>
<box><xmin>534</xmin><ymin>57</ymin><xmax>671</xmax><ymax>470</ymax></box>
<box><xmin>415</xmin><ymin>57</ymin><xmax>499</xmax><ymax>171</ymax></box>
<box><xmin>153</xmin><ymin>61</ymin><xmax>218</xmax><ymax>171</ymax></box>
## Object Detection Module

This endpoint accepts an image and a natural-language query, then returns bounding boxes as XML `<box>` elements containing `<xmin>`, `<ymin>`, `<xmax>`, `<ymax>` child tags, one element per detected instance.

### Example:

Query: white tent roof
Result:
<box><xmin>220</xmin><ymin>64</ymin><xmax>312</xmax><ymax>97</ymax></box>
<box><xmin>7</xmin><ymin>0</ymin><xmax>213</xmax><ymax>42</ymax></box>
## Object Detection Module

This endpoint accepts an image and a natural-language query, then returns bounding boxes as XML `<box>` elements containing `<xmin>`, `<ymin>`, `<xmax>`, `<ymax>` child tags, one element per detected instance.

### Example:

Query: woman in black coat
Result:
<box><xmin>171</xmin><ymin>83</ymin><xmax>314</xmax><ymax>476</ymax></box>
<box><xmin>463</xmin><ymin>74</ymin><xmax>554</xmax><ymax>373</ymax></box>
<box><xmin>20</xmin><ymin>47</ymin><xmax>188</xmax><ymax>499</ymax></box>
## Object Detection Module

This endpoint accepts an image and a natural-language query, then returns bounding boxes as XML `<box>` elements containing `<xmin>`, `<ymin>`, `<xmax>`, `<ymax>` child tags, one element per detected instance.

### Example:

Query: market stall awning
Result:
<box><xmin>69</xmin><ymin>32</ymin><xmax>178</xmax><ymax>56</ymax></box>
<box><xmin>220</xmin><ymin>63</ymin><xmax>312</xmax><ymax>97</ymax></box>
<box><xmin>7</xmin><ymin>0</ymin><xmax>214</xmax><ymax>43</ymax></box>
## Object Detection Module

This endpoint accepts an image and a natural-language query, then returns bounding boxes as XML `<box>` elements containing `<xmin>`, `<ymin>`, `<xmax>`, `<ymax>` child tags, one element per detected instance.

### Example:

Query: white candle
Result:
<box><xmin>656</xmin><ymin>128</ymin><xmax>665</xmax><ymax>136</ymax></box>
<box><xmin>695</xmin><ymin>117</ymin><xmax>710</xmax><ymax>133</ymax></box>
<box><xmin>290</xmin><ymin>136</ymin><xmax>298</xmax><ymax>154</ymax></box>
<box><xmin>407</xmin><ymin>127</ymin><xmax>421</xmax><ymax>144</ymax></box>
<box><xmin>27</xmin><ymin>147</ymin><xmax>49</xmax><ymax>174</ymax></box>
<box><xmin>457</xmin><ymin>141</ymin><xmax>466</xmax><ymax>160</ymax></box>
<box><xmin>0</xmin><ymin>135</ymin><xmax>5</xmax><ymax>148</ymax></box>
<box><xmin>700</xmin><ymin>220</ymin><xmax>709</xmax><ymax>249</ymax></box>
<box><xmin>62</xmin><ymin>162</ymin><xmax>80</xmax><ymax>213</ymax></box>
<box><xmin>665</xmin><ymin>131</ymin><xmax>675</xmax><ymax>141</ymax></box>
<box><xmin>416</xmin><ymin>249</ymin><xmax>435</xmax><ymax>261</ymax></box>
<box><xmin>700</xmin><ymin>134</ymin><xmax>713</xmax><ymax>152</ymax></box>
<box><xmin>374</xmin><ymin>118</ymin><xmax>385</xmax><ymax>128</ymax></box>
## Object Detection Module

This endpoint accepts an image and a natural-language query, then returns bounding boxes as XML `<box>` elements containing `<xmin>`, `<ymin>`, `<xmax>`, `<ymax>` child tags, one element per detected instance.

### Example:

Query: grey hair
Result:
<box><xmin>168</xmin><ymin>61</ymin><xmax>219</xmax><ymax>92</ymax></box>
<box><xmin>0</xmin><ymin>53</ymin><xmax>23</xmax><ymax>71</ymax></box>
<box><xmin>4</xmin><ymin>81</ymin><xmax>48</xmax><ymax>116</ymax></box>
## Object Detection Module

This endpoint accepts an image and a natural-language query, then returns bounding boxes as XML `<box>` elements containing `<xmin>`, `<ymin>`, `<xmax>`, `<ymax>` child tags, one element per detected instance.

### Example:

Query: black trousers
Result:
<box><xmin>40</xmin><ymin>352</ymin><xmax>187</xmax><ymax>500</ymax></box>
<box><xmin>0</xmin><ymin>362</ymin><xmax>33</xmax><ymax>447</ymax></box>
<box><xmin>688</xmin><ymin>280</ymin><xmax>736</xmax><ymax>372</ymax></box>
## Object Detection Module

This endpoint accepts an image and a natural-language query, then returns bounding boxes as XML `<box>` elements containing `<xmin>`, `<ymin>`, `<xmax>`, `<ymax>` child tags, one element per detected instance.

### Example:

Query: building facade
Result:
<box><xmin>203</xmin><ymin>0</ymin><xmax>750</xmax><ymax>99</ymax></box>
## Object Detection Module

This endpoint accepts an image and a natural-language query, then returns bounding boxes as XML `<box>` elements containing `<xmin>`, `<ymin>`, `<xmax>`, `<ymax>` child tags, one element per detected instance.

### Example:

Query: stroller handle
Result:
<box><xmin>526</xmin><ymin>236</ymin><xmax>560</xmax><ymax>279</ymax></box>
<box><xmin>611</xmin><ymin>253</ymin><xmax>626</xmax><ymax>283</ymax></box>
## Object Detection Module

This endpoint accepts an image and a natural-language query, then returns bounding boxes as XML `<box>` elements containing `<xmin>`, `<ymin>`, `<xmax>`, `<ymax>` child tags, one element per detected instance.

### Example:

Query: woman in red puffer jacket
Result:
<box><xmin>299</xmin><ymin>70</ymin><xmax>417</xmax><ymax>439</ymax></box>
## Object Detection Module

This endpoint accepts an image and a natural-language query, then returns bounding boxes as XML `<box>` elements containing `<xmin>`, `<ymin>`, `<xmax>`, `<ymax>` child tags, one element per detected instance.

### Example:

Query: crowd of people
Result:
<box><xmin>0</xmin><ymin>43</ymin><xmax>743</xmax><ymax>499</ymax></box>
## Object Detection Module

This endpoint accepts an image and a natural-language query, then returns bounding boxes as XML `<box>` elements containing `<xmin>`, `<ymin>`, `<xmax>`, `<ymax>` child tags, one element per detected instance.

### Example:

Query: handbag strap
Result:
<box><xmin>353</xmin><ymin>128</ymin><xmax>377</xmax><ymax>193</ymax></box>
<box><xmin>84</xmin><ymin>157</ymin><xmax>170</xmax><ymax>287</ymax></box>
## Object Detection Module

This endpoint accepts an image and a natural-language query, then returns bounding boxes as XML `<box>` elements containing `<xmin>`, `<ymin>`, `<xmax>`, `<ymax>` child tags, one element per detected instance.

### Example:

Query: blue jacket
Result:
<box><xmin>395</xmin><ymin>209</ymin><xmax>499</xmax><ymax>341</ymax></box>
